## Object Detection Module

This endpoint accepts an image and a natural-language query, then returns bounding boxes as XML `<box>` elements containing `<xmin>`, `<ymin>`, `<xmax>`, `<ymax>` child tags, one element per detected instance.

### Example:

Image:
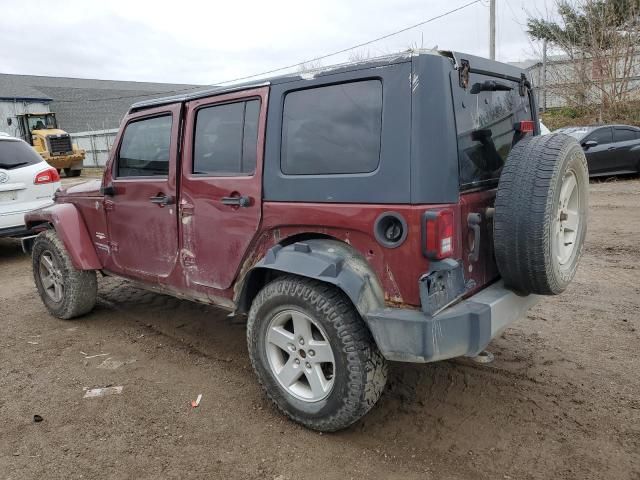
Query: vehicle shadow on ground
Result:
<box><xmin>0</xmin><ymin>238</ymin><xmax>27</xmax><ymax>261</ymax></box>
<box><xmin>94</xmin><ymin>277</ymin><xmax>543</xmax><ymax>444</ymax></box>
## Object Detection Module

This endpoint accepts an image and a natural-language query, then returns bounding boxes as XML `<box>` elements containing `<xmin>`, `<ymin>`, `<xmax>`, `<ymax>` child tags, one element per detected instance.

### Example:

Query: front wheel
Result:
<box><xmin>64</xmin><ymin>168</ymin><xmax>81</xmax><ymax>177</ymax></box>
<box><xmin>247</xmin><ymin>276</ymin><xmax>387</xmax><ymax>432</ymax></box>
<box><xmin>32</xmin><ymin>230</ymin><xmax>97</xmax><ymax>319</ymax></box>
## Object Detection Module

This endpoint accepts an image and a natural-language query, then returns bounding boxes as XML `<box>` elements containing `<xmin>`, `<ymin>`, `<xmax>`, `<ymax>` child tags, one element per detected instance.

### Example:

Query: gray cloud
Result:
<box><xmin>1</xmin><ymin>0</ymin><xmax>553</xmax><ymax>84</ymax></box>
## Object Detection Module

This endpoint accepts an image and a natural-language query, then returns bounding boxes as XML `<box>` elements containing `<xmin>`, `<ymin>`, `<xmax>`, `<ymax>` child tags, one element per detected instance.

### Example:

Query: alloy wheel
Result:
<box><xmin>265</xmin><ymin>309</ymin><xmax>336</xmax><ymax>402</ymax></box>
<box><xmin>553</xmin><ymin>170</ymin><xmax>581</xmax><ymax>266</ymax></box>
<box><xmin>39</xmin><ymin>251</ymin><xmax>64</xmax><ymax>303</ymax></box>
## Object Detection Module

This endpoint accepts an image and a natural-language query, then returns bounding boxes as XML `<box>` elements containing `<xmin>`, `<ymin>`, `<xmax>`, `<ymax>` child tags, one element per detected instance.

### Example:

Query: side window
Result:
<box><xmin>454</xmin><ymin>73</ymin><xmax>532</xmax><ymax>189</ymax></box>
<box><xmin>614</xmin><ymin>127</ymin><xmax>638</xmax><ymax>142</ymax></box>
<box><xmin>281</xmin><ymin>80</ymin><xmax>382</xmax><ymax>175</ymax></box>
<box><xmin>587</xmin><ymin>128</ymin><xmax>612</xmax><ymax>145</ymax></box>
<box><xmin>193</xmin><ymin>99</ymin><xmax>260</xmax><ymax>175</ymax></box>
<box><xmin>117</xmin><ymin>115</ymin><xmax>172</xmax><ymax>177</ymax></box>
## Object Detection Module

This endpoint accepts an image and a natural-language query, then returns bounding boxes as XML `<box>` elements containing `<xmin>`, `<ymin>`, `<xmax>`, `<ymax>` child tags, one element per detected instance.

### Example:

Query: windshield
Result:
<box><xmin>0</xmin><ymin>139</ymin><xmax>43</xmax><ymax>169</ymax></box>
<box><xmin>27</xmin><ymin>114</ymin><xmax>57</xmax><ymax>131</ymax></box>
<box><xmin>555</xmin><ymin>127</ymin><xmax>590</xmax><ymax>140</ymax></box>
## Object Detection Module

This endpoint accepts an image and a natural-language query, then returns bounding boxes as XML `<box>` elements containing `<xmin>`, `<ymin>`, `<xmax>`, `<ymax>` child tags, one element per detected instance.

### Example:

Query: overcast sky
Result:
<box><xmin>1</xmin><ymin>0</ymin><xmax>556</xmax><ymax>85</ymax></box>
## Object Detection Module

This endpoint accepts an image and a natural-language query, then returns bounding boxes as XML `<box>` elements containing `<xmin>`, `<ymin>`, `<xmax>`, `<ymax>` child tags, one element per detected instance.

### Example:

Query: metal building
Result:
<box><xmin>0</xmin><ymin>73</ymin><xmax>199</xmax><ymax>165</ymax></box>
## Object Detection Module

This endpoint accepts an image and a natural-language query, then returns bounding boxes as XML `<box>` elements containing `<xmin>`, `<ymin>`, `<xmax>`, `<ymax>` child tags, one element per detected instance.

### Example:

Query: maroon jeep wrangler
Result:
<box><xmin>25</xmin><ymin>51</ymin><xmax>588</xmax><ymax>431</ymax></box>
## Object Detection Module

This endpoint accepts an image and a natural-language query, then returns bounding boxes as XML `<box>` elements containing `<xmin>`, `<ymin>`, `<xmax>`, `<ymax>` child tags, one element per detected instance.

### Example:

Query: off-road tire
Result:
<box><xmin>64</xmin><ymin>168</ymin><xmax>81</xmax><ymax>177</ymax></box>
<box><xmin>494</xmin><ymin>133</ymin><xmax>589</xmax><ymax>295</ymax></box>
<box><xmin>32</xmin><ymin>230</ymin><xmax>97</xmax><ymax>319</ymax></box>
<box><xmin>247</xmin><ymin>276</ymin><xmax>387</xmax><ymax>432</ymax></box>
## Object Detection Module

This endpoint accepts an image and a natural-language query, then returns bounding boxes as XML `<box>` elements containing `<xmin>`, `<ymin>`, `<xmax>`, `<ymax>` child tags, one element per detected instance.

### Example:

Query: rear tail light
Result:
<box><xmin>34</xmin><ymin>168</ymin><xmax>60</xmax><ymax>185</ymax></box>
<box><xmin>422</xmin><ymin>209</ymin><xmax>455</xmax><ymax>260</ymax></box>
<box><xmin>518</xmin><ymin>120</ymin><xmax>535</xmax><ymax>133</ymax></box>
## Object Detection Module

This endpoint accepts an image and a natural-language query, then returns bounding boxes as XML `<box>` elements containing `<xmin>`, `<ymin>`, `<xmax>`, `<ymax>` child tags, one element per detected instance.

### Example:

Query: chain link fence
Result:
<box><xmin>70</xmin><ymin>129</ymin><xmax>118</xmax><ymax>167</ymax></box>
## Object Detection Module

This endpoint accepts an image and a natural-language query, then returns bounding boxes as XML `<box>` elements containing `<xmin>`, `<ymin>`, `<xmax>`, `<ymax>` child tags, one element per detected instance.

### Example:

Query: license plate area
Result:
<box><xmin>419</xmin><ymin>259</ymin><xmax>467</xmax><ymax>316</ymax></box>
<box><xmin>0</xmin><ymin>190</ymin><xmax>18</xmax><ymax>203</ymax></box>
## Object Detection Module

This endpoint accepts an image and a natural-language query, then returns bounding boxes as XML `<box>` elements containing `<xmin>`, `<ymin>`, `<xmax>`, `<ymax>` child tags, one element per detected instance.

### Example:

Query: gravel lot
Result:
<box><xmin>1</xmin><ymin>177</ymin><xmax>639</xmax><ymax>480</ymax></box>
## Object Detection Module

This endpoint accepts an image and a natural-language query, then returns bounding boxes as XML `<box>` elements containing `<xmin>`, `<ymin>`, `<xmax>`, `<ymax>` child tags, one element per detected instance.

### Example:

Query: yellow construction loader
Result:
<box><xmin>16</xmin><ymin>113</ymin><xmax>85</xmax><ymax>177</ymax></box>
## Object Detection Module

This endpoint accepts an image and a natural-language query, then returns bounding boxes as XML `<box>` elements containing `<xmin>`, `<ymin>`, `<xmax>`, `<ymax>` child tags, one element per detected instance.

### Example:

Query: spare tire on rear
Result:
<box><xmin>494</xmin><ymin>133</ymin><xmax>588</xmax><ymax>295</ymax></box>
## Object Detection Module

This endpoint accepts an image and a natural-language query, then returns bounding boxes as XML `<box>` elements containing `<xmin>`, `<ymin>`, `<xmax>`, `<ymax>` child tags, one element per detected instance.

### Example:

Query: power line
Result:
<box><xmin>53</xmin><ymin>0</ymin><xmax>482</xmax><ymax>104</ymax></box>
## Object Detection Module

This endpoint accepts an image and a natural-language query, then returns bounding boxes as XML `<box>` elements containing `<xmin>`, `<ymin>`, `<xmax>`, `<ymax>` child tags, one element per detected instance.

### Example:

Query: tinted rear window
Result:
<box><xmin>281</xmin><ymin>80</ymin><xmax>383</xmax><ymax>175</ymax></box>
<box><xmin>454</xmin><ymin>73</ymin><xmax>533</xmax><ymax>189</ymax></box>
<box><xmin>0</xmin><ymin>139</ymin><xmax>43</xmax><ymax>169</ymax></box>
<box><xmin>614</xmin><ymin>127</ymin><xmax>639</xmax><ymax>142</ymax></box>
<box><xmin>193</xmin><ymin>99</ymin><xmax>260</xmax><ymax>175</ymax></box>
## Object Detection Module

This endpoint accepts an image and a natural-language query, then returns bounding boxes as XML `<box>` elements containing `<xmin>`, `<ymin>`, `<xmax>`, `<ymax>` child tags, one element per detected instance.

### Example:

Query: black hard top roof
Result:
<box><xmin>129</xmin><ymin>50</ymin><xmax>529</xmax><ymax>112</ymax></box>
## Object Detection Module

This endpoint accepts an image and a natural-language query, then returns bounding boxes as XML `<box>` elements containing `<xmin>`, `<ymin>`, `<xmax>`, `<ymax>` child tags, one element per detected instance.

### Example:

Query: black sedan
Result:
<box><xmin>555</xmin><ymin>125</ymin><xmax>640</xmax><ymax>177</ymax></box>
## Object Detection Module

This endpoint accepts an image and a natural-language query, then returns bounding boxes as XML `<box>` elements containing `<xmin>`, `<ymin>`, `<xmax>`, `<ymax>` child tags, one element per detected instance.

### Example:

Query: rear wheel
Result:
<box><xmin>32</xmin><ymin>230</ymin><xmax>97</xmax><ymax>319</ymax></box>
<box><xmin>494</xmin><ymin>133</ymin><xmax>589</xmax><ymax>295</ymax></box>
<box><xmin>64</xmin><ymin>168</ymin><xmax>81</xmax><ymax>177</ymax></box>
<box><xmin>247</xmin><ymin>276</ymin><xmax>387</xmax><ymax>431</ymax></box>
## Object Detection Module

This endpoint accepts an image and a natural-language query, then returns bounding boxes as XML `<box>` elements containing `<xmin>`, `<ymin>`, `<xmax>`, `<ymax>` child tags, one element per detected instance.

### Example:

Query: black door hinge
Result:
<box><xmin>459</xmin><ymin>59</ymin><xmax>470</xmax><ymax>89</ymax></box>
<box><xmin>519</xmin><ymin>73</ymin><xmax>532</xmax><ymax>97</ymax></box>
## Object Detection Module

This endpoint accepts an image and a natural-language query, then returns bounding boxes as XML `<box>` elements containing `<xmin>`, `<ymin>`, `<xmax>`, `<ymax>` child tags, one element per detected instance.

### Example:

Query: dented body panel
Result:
<box><xmin>25</xmin><ymin>203</ymin><xmax>101</xmax><ymax>270</ymax></box>
<box><xmin>179</xmin><ymin>87</ymin><xmax>269</xmax><ymax>291</ymax></box>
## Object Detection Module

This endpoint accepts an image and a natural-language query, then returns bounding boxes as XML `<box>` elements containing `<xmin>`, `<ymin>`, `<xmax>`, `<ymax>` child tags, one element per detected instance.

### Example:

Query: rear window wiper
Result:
<box><xmin>470</xmin><ymin>80</ymin><xmax>513</xmax><ymax>94</ymax></box>
<box><xmin>0</xmin><ymin>161</ymin><xmax>29</xmax><ymax>169</ymax></box>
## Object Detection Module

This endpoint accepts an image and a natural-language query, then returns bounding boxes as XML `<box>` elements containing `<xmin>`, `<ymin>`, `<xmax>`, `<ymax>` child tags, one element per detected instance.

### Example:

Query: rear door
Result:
<box><xmin>103</xmin><ymin>104</ymin><xmax>181</xmax><ymax>280</ymax></box>
<box><xmin>451</xmin><ymin>71</ymin><xmax>535</xmax><ymax>291</ymax></box>
<box><xmin>612</xmin><ymin>127</ymin><xmax>640</xmax><ymax>172</ymax></box>
<box><xmin>179</xmin><ymin>87</ymin><xmax>268</xmax><ymax>290</ymax></box>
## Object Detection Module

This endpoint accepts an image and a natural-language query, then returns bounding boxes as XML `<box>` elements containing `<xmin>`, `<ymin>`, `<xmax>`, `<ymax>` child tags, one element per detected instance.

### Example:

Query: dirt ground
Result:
<box><xmin>1</xmin><ymin>177</ymin><xmax>639</xmax><ymax>480</ymax></box>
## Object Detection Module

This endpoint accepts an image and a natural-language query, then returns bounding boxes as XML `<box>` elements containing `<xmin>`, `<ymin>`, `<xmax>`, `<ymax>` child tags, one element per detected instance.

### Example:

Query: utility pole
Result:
<box><xmin>489</xmin><ymin>0</ymin><xmax>496</xmax><ymax>60</ymax></box>
<box><xmin>542</xmin><ymin>39</ymin><xmax>548</xmax><ymax>112</ymax></box>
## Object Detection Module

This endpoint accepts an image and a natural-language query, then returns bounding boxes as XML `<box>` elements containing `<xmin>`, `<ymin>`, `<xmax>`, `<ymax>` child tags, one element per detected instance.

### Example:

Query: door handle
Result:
<box><xmin>149</xmin><ymin>193</ymin><xmax>174</xmax><ymax>206</ymax></box>
<box><xmin>221</xmin><ymin>195</ymin><xmax>251</xmax><ymax>208</ymax></box>
<box><xmin>467</xmin><ymin>213</ymin><xmax>482</xmax><ymax>263</ymax></box>
<box><xmin>608</xmin><ymin>146</ymin><xmax>617</xmax><ymax>151</ymax></box>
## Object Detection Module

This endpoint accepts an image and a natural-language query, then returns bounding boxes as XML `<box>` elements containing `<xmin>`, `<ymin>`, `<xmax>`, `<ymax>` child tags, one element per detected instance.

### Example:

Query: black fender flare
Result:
<box><xmin>235</xmin><ymin>239</ymin><xmax>385</xmax><ymax>318</ymax></box>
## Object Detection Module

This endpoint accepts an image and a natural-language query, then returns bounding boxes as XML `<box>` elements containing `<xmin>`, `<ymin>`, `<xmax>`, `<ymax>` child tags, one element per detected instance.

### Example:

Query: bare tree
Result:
<box><xmin>347</xmin><ymin>50</ymin><xmax>373</xmax><ymax>63</ymax></box>
<box><xmin>528</xmin><ymin>0</ymin><xmax>640</xmax><ymax>121</ymax></box>
<box><xmin>298</xmin><ymin>60</ymin><xmax>323</xmax><ymax>73</ymax></box>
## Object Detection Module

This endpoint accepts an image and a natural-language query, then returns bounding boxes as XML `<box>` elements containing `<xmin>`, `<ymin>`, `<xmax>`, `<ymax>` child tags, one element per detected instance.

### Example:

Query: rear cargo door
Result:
<box><xmin>179</xmin><ymin>87</ymin><xmax>268</xmax><ymax>291</ymax></box>
<box><xmin>451</xmin><ymin>70</ymin><xmax>535</xmax><ymax>291</ymax></box>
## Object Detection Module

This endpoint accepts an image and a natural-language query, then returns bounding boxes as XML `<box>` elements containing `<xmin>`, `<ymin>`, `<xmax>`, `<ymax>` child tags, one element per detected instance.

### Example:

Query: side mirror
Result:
<box><xmin>583</xmin><ymin>140</ymin><xmax>598</xmax><ymax>149</ymax></box>
<box><xmin>100</xmin><ymin>185</ymin><xmax>116</xmax><ymax>196</ymax></box>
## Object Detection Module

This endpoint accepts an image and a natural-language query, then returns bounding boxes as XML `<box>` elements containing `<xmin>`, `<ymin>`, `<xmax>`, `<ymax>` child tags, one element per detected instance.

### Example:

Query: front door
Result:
<box><xmin>179</xmin><ymin>87</ymin><xmax>268</xmax><ymax>291</ymax></box>
<box><xmin>104</xmin><ymin>104</ymin><xmax>181</xmax><ymax>280</ymax></box>
<box><xmin>584</xmin><ymin>126</ymin><xmax>613</xmax><ymax>174</ymax></box>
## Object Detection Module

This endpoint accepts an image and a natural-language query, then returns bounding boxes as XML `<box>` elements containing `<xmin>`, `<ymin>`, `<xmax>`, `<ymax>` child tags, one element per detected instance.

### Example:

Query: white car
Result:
<box><xmin>539</xmin><ymin>121</ymin><xmax>551</xmax><ymax>135</ymax></box>
<box><xmin>0</xmin><ymin>134</ymin><xmax>61</xmax><ymax>237</ymax></box>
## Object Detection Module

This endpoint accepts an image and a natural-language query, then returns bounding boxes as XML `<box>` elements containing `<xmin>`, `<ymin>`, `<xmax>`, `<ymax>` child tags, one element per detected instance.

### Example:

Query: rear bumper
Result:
<box><xmin>365</xmin><ymin>281</ymin><xmax>538</xmax><ymax>363</ymax></box>
<box><xmin>0</xmin><ymin>199</ymin><xmax>55</xmax><ymax>236</ymax></box>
